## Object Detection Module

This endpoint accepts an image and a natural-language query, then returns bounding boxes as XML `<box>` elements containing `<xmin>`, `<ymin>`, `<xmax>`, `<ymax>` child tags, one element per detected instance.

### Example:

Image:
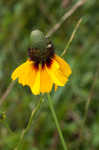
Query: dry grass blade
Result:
<box><xmin>0</xmin><ymin>81</ymin><xmax>15</xmax><ymax>106</ymax></box>
<box><xmin>46</xmin><ymin>0</ymin><xmax>87</xmax><ymax>38</ymax></box>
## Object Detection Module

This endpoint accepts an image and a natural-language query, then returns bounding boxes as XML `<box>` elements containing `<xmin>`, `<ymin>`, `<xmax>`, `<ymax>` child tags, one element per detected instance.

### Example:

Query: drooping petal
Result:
<box><xmin>31</xmin><ymin>65</ymin><xmax>41</xmax><ymax>95</ymax></box>
<box><xmin>46</xmin><ymin>59</ymin><xmax>68</xmax><ymax>86</ymax></box>
<box><xmin>54</xmin><ymin>84</ymin><xmax>58</xmax><ymax>91</ymax></box>
<box><xmin>40</xmin><ymin>66</ymin><xmax>53</xmax><ymax>93</ymax></box>
<box><xmin>25</xmin><ymin>66</ymin><xmax>36</xmax><ymax>87</ymax></box>
<box><xmin>55</xmin><ymin>55</ymin><xmax>72</xmax><ymax>77</ymax></box>
<box><xmin>11</xmin><ymin>60</ymin><xmax>36</xmax><ymax>86</ymax></box>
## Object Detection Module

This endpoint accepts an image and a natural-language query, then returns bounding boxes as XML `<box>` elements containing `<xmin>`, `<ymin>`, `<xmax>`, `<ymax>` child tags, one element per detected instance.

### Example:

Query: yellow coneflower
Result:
<box><xmin>11</xmin><ymin>30</ymin><xmax>72</xmax><ymax>95</ymax></box>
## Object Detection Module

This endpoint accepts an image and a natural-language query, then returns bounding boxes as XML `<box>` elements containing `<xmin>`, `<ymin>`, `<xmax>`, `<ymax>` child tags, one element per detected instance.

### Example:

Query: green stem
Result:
<box><xmin>25</xmin><ymin>96</ymin><xmax>44</xmax><ymax>132</ymax></box>
<box><xmin>15</xmin><ymin>96</ymin><xmax>44</xmax><ymax>150</ymax></box>
<box><xmin>47</xmin><ymin>94</ymin><xmax>68</xmax><ymax>150</ymax></box>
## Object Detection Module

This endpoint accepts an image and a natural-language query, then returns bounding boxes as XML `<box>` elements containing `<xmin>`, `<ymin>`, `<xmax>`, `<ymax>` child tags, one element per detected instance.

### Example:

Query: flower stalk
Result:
<box><xmin>47</xmin><ymin>94</ymin><xmax>68</xmax><ymax>150</ymax></box>
<box><xmin>15</xmin><ymin>96</ymin><xmax>44</xmax><ymax>150</ymax></box>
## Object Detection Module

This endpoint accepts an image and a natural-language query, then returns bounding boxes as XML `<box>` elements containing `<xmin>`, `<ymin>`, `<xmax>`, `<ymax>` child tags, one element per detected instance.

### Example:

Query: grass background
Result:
<box><xmin>0</xmin><ymin>0</ymin><xmax>99</xmax><ymax>149</ymax></box>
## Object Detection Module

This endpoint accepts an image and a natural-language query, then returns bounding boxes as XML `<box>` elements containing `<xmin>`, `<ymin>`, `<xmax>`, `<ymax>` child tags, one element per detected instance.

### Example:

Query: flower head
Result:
<box><xmin>11</xmin><ymin>30</ymin><xmax>72</xmax><ymax>95</ymax></box>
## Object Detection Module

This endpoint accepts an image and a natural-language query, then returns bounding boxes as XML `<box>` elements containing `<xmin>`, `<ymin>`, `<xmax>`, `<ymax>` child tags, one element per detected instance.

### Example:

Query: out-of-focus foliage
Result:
<box><xmin>0</xmin><ymin>0</ymin><xmax>99</xmax><ymax>150</ymax></box>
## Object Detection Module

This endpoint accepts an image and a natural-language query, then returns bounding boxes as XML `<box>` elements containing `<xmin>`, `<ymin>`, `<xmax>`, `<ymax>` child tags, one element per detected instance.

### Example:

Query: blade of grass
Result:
<box><xmin>61</xmin><ymin>18</ymin><xmax>82</xmax><ymax>57</ymax></box>
<box><xmin>15</xmin><ymin>96</ymin><xmax>44</xmax><ymax>150</ymax></box>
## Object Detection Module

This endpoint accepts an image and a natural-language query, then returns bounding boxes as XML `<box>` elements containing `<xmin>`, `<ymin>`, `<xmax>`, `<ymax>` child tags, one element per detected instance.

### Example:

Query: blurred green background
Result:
<box><xmin>0</xmin><ymin>0</ymin><xmax>99</xmax><ymax>150</ymax></box>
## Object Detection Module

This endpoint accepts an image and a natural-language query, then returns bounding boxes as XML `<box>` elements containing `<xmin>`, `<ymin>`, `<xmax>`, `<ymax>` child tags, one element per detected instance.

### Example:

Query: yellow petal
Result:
<box><xmin>11</xmin><ymin>60</ymin><xmax>36</xmax><ymax>86</ymax></box>
<box><xmin>46</xmin><ymin>59</ymin><xmax>68</xmax><ymax>86</ymax></box>
<box><xmin>55</xmin><ymin>55</ymin><xmax>72</xmax><ymax>77</ymax></box>
<box><xmin>40</xmin><ymin>66</ymin><xmax>53</xmax><ymax>93</ymax></box>
<box><xmin>31</xmin><ymin>65</ymin><xmax>41</xmax><ymax>95</ymax></box>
